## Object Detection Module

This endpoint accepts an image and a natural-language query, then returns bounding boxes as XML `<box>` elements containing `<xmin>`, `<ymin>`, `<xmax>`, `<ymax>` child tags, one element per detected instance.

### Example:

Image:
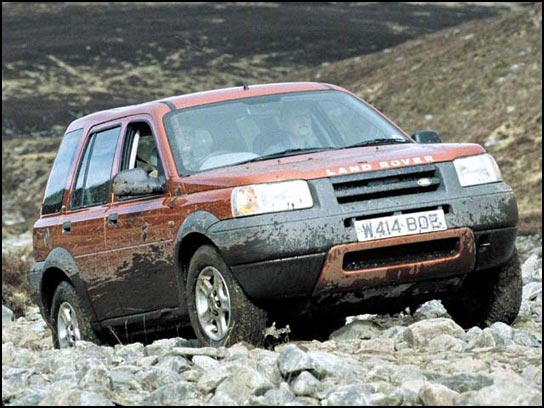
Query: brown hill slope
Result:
<box><xmin>1</xmin><ymin>2</ymin><xmax>524</xmax><ymax>137</ymax></box>
<box><xmin>299</xmin><ymin>4</ymin><xmax>542</xmax><ymax>225</ymax></box>
<box><xmin>1</xmin><ymin>4</ymin><xmax>540</xmax><ymax>237</ymax></box>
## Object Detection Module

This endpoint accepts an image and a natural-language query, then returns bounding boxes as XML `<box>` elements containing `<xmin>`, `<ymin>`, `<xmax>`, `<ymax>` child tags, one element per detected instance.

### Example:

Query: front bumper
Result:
<box><xmin>208</xmin><ymin>170</ymin><xmax>518</xmax><ymax>300</ymax></box>
<box><xmin>314</xmin><ymin>227</ymin><xmax>475</xmax><ymax>295</ymax></box>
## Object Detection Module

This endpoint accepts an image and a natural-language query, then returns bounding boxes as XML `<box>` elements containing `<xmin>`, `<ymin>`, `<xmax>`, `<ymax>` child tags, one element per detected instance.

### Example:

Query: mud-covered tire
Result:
<box><xmin>50</xmin><ymin>281</ymin><xmax>100</xmax><ymax>349</ymax></box>
<box><xmin>186</xmin><ymin>245</ymin><xmax>268</xmax><ymax>347</ymax></box>
<box><xmin>444</xmin><ymin>249</ymin><xmax>522</xmax><ymax>328</ymax></box>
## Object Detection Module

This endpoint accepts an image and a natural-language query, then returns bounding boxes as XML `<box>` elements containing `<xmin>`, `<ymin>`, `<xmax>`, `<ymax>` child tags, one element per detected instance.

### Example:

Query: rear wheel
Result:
<box><xmin>444</xmin><ymin>249</ymin><xmax>522</xmax><ymax>328</ymax></box>
<box><xmin>186</xmin><ymin>245</ymin><xmax>268</xmax><ymax>346</ymax></box>
<box><xmin>50</xmin><ymin>281</ymin><xmax>100</xmax><ymax>349</ymax></box>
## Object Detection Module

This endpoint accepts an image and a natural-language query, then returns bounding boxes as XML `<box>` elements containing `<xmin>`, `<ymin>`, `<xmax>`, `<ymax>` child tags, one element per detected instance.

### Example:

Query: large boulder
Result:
<box><xmin>402</xmin><ymin>318</ymin><xmax>465</xmax><ymax>349</ymax></box>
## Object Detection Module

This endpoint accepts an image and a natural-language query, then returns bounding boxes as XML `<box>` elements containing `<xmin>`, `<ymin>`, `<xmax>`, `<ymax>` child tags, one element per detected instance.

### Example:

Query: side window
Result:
<box><xmin>121</xmin><ymin>122</ymin><xmax>164</xmax><ymax>179</ymax></box>
<box><xmin>42</xmin><ymin>129</ymin><xmax>84</xmax><ymax>215</ymax></box>
<box><xmin>71</xmin><ymin>127</ymin><xmax>120</xmax><ymax>209</ymax></box>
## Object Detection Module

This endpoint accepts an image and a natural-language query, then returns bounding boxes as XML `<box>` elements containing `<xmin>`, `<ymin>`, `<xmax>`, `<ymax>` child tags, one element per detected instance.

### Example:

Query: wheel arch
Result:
<box><xmin>173</xmin><ymin>211</ymin><xmax>222</xmax><ymax>315</ymax></box>
<box><xmin>39</xmin><ymin>247</ymin><xmax>98</xmax><ymax>324</ymax></box>
<box><xmin>40</xmin><ymin>267</ymin><xmax>73</xmax><ymax>322</ymax></box>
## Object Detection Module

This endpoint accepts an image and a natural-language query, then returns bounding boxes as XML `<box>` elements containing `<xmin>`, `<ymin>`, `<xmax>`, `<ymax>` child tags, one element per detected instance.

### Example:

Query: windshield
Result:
<box><xmin>164</xmin><ymin>90</ymin><xmax>409</xmax><ymax>175</ymax></box>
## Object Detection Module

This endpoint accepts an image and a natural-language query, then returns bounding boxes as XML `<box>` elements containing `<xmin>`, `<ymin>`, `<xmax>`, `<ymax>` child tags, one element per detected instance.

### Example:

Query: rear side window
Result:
<box><xmin>42</xmin><ymin>129</ymin><xmax>84</xmax><ymax>215</ymax></box>
<box><xmin>71</xmin><ymin>127</ymin><xmax>120</xmax><ymax>209</ymax></box>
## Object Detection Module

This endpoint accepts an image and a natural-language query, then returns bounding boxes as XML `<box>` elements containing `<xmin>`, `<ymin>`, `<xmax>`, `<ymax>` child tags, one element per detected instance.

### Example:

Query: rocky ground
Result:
<box><xmin>2</xmin><ymin>236</ymin><xmax>541</xmax><ymax>406</ymax></box>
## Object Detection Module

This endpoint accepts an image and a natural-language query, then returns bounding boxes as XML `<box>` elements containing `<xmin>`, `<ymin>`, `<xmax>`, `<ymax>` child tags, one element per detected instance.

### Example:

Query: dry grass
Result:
<box><xmin>519</xmin><ymin>212</ymin><xmax>543</xmax><ymax>236</ymax></box>
<box><xmin>2</xmin><ymin>250</ymin><xmax>33</xmax><ymax>317</ymax></box>
<box><xmin>2</xmin><ymin>137</ymin><xmax>59</xmax><ymax>234</ymax></box>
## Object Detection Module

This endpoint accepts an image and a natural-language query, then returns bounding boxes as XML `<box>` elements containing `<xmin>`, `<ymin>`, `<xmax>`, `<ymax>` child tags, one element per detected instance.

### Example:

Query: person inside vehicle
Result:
<box><xmin>135</xmin><ymin>132</ymin><xmax>160</xmax><ymax>178</ymax></box>
<box><xmin>280</xmin><ymin>104</ymin><xmax>320</xmax><ymax>149</ymax></box>
<box><xmin>253</xmin><ymin>103</ymin><xmax>320</xmax><ymax>155</ymax></box>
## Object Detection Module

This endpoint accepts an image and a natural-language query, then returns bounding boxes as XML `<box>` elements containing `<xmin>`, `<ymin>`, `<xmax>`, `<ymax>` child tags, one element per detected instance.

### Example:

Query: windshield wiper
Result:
<box><xmin>240</xmin><ymin>147</ymin><xmax>335</xmax><ymax>163</ymax></box>
<box><xmin>343</xmin><ymin>138</ymin><xmax>411</xmax><ymax>149</ymax></box>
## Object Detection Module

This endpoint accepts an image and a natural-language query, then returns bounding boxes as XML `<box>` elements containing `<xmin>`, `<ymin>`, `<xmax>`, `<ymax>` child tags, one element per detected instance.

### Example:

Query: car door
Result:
<box><xmin>35</xmin><ymin>128</ymin><xmax>86</xmax><ymax>261</ymax></box>
<box><xmin>100</xmin><ymin>118</ymin><xmax>178</xmax><ymax>320</ymax></box>
<box><xmin>60</xmin><ymin>125</ymin><xmax>122</xmax><ymax>321</ymax></box>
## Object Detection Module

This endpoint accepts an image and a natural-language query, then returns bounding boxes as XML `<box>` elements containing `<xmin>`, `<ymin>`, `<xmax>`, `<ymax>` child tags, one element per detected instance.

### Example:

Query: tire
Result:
<box><xmin>50</xmin><ymin>281</ymin><xmax>100</xmax><ymax>349</ymax></box>
<box><xmin>443</xmin><ymin>249</ymin><xmax>522</xmax><ymax>328</ymax></box>
<box><xmin>186</xmin><ymin>245</ymin><xmax>268</xmax><ymax>347</ymax></box>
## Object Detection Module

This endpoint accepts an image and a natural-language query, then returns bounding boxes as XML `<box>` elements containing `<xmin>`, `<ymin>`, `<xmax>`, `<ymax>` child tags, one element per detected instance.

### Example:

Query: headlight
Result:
<box><xmin>453</xmin><ymin>154</ymin><xmax>502</xmax><ymax>187</ymax></box>
<box><xmin>232</xmin><ymin>180</ymin><xmax>313</xmax><ymax>217</ymax></box>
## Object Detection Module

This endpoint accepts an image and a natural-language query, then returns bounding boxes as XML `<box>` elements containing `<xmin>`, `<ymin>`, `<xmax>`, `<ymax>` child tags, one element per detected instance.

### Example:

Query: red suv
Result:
<box><xmin>30</xmin><ymin>83</ymin><xmax>521</xmax><ymax>348</ymax></box>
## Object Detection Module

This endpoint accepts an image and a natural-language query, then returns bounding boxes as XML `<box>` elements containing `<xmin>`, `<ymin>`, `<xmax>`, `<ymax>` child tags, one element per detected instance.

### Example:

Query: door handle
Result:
<box><xmin>62</xmin><ymin>221</ymin><xmax>71</xmax><ymax>233</ymax></box>
<box><xmin>108</xmin><ymin>213</ymin><xmax>119</xmax><ymax>226</ymax></box>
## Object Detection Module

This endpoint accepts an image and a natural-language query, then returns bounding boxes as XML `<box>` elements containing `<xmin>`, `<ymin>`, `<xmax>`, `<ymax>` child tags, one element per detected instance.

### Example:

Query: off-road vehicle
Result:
<box><xmin>30</xmin><ymin>82</ymin><xmax>521</xmax><ymax>348</ymax></box>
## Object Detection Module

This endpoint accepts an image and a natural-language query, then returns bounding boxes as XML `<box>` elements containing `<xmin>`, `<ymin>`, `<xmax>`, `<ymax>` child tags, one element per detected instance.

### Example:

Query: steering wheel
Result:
<box><xmin>197</xmin><ymin>150</ymin><xmax>232</xmax><ymax>169</ymax></box>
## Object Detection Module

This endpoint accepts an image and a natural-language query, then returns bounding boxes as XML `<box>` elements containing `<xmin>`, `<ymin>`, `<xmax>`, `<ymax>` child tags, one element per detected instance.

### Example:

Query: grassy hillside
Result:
<box><xmin>1</xmin><ymin>2</ymin><xmax>522</xmax><ymax>137</ymax></box>
<box><xmin>299</xmin><ymin>4</ymin><xmax>542</xmax><ymax>229</ymax></box>
<box><xmin>1</xmin><ymin>3</ymin><xmax>539</xmax><ymax>238</ymax></box>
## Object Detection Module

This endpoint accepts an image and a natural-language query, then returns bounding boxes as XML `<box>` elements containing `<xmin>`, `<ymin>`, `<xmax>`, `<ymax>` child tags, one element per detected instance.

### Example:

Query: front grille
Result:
<box><xmin>343</xmin><ymin>238</ymin><xmax>460</xmax><ymax>271</ymax></box>
<box><xmin>331</xmin><ymin>164</ymin><xmax>441</xmax><ymax>204</ymax></box>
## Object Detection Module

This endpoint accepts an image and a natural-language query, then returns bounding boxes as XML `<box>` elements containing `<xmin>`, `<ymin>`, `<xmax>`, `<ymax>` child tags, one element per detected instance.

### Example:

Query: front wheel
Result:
<box><xmin>50</xmin><ymin>281</ymin><xmax>100</xmax><ymax>349</ymax></box>
<box><xmin>443</xmin><ymin>249</ymin><xmax>522</xmax><ymax>328</ymax></box>
<box><xmin>186</xmin><ymin>245</ymin><xmax>268</xmax><ymax>347</ymax></box>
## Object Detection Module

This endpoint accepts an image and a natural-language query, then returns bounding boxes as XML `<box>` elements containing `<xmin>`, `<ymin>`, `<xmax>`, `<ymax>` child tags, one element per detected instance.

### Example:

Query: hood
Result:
<box><xmin>179</xmin><ymin>143</ymin><xmax>485</xmax><ymax>193</ymax></box>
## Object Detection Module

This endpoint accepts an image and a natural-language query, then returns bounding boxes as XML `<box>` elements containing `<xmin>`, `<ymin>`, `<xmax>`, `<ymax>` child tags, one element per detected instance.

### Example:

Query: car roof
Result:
<box><xmin>66</xmin><ymin>82</ymin><xmax>339</xmax><ymax>133</ymax></box>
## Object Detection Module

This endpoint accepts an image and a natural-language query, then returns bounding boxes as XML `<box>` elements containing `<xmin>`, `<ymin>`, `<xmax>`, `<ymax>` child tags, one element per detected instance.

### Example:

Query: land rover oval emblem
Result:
<box><xmin>417</xmin><ymin>178</ymin><xmax>433</xmax><ymax>187</ymax></box>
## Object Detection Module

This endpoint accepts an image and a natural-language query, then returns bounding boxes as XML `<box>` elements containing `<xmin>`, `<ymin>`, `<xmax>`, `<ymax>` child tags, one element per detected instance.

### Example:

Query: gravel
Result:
<box><xmin>2</xmin><ymin>236</ymin><xmax>542</xmax><ymax>406</ymax></box>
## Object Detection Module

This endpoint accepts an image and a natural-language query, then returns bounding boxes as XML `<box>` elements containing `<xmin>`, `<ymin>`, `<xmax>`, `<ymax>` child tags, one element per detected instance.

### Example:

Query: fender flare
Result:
<box><xmin>174</xmin><ymin>211</ymin><xmax>221</xmax><ymax>267</ymax></box>
<box><xmin>173</xmin><ymin>211</ymin><xmax>221</xmax><ymax>313</ymax></box>
<box><xmin>43</xmin><ymin>247</ymin><xmax>80</xmax><ymax>277</ymax></box>
<box><xmin>40</xmin><ymin>247</ymin><xmax>99</xmax><ymax>324</ymax></box>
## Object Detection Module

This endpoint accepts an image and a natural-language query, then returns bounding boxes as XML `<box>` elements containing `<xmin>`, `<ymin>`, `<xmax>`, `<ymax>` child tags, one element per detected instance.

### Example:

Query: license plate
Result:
<box><xmin>354</xmin><ymin>209</ymin><xmax>447</xmax><ymax>242</ymax></box>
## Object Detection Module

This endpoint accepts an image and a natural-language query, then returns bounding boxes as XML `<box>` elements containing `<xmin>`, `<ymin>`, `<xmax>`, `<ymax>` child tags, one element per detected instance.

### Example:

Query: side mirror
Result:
<box><xmin>112</xmin><ymin>168</ymin><xmax>166</xmax><ymax>197</ymax></box>
<box><xmin>412</xmin><ymin>130</ymin><xmax>442</xmax><ymax>144</ymax></box>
